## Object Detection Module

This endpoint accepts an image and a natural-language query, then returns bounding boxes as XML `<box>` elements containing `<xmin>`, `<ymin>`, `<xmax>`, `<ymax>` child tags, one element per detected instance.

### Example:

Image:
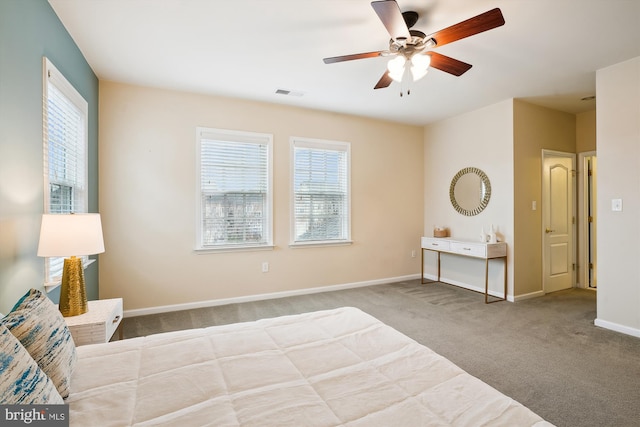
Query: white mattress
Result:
<box><xmin>67</xmin><ymin>307</ymin><xmax>553</xmax><ymax>426</ymax></box>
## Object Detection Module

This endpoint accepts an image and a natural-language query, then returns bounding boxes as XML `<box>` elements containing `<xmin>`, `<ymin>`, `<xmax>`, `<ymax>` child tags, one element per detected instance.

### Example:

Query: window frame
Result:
<box><xmin>42</xmin><ymin>57</ymin><xmax>89</xmax><ymax>286</ymax></box>
<box><xmin>289</xmin><ymin>136</ymin><xmax>352</xmax><ymax>247</ymax></box>
<box><xmin>195</xmin><ymin>127</ymin><xmax>274</xmax><ymax>253</ymax></box>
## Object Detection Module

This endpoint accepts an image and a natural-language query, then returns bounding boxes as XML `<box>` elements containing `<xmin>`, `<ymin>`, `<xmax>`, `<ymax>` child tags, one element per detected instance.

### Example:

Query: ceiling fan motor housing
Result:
<box><xmin>389</xmin><ymin>29</ymin><xmax>434</xmax><ymax>57</ymax></box>
<box><xmin>402</xmin><ymin>11</ymin><xmax>419</xmax><ymax>28</ymax></box>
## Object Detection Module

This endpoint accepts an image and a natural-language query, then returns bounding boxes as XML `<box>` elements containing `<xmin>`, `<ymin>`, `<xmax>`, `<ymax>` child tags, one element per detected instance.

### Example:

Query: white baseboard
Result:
<box><xmin>594</xmin><ymin>318</ymin><xmax>640</xmax><ymax>338</ymax></box>
<box><xmin>124</xmin><ymin>274</ymin><xmax>421</xmax><ymax>318</ymax></box>
<box><xmin>422</xmin><ymin>274</ymin><xmax>508</xmax><ymax>300</ymax></box>
<box><xmin>512</xmin><ymin>290</ymin><xmax>545</xmax><ymax>302</ymax></box>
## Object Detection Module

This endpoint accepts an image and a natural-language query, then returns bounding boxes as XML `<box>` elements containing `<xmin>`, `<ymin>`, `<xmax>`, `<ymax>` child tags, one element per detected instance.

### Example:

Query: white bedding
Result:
<box><xmin>67</xmin><ymin>307</ymin><xmax>553</xmax><ymax>426</ymax></box>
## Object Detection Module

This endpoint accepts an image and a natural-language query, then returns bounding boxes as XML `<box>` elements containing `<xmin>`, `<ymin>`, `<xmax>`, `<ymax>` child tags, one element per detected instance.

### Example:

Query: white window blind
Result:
<box><xmin>291</xmin><ymin>137</ymin><xmax>350</xmax><ymax>245</ymax></box>
<box><xmin>196</xmin><ymin>127</ymin><xmax>273</xmax><ymax>250</ymax></box>
<box><xmin>42</xmin><ymin>58</ymin><xmax>89</xmax><ymax>284</ymax></box>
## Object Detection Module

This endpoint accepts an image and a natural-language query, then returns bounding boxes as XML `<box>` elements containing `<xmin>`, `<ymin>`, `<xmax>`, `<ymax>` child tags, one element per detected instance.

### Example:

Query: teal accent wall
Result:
<box><xmin>0</xmin><ymin>0</ymin><xmax>99</xmax><ymax>313</ymax></box>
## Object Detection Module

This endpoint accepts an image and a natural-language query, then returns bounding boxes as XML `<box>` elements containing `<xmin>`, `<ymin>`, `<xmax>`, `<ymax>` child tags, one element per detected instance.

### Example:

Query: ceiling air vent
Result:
<box><xmin>275</xmin><ymin>89</ymin><xmax>304</xmax><ymax>97</ymax></box>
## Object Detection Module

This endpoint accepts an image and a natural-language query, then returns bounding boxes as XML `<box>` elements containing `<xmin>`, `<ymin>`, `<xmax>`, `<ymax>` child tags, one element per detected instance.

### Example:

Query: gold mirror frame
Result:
<box><xmin>449</xmin><ymin>167</ymin><xmax>491</xmax><ymax>216</ymax></box>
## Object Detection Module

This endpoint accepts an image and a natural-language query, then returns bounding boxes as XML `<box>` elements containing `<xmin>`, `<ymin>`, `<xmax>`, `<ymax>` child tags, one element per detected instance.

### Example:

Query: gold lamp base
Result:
<box><xmin>59</xmin><ymin>256</ymin><xmax>88</xmax><ymax>317</ymax></box>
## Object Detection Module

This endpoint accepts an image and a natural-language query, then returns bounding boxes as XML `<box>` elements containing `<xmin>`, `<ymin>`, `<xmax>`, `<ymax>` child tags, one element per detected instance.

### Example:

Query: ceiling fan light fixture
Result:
<box><xmin>410</xmin><ymin>65</ymin><xmax>429</xmax><ymax>81</ymax></box>
<box><xmin>411</xmin><ymin>54</ymin><xmax>430</xmax><ymax>68</ymax></box>
<box><xmin>387</xmin><ymin>56</ymin><xmax>406</xmax><ymax>82</ymax></box>
<box><xmin>410</xmin><ymin>54</ymin><xmax>431</xmax><ymax>81</ymax></box>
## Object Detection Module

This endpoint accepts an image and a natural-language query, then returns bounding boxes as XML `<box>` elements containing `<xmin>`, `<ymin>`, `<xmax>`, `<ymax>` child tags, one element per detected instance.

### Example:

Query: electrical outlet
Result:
<box><xmin>612</xmin><ymin>198</ymin><xmax>623</xmax><ymax>212</ymax></box>
<box><xmin>262</xmin><ymin>262</ymin><xmax>269</xmax><ymax>273</ymax></box>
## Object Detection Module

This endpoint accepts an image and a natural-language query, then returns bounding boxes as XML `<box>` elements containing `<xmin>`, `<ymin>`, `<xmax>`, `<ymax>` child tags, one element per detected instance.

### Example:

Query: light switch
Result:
<box><xmin>612</xmin><ymin>198</ymin><xmax>623</xmax><ymax>212</ymax></box>
<box><xmin>532</xmin><ymin>201</ymin><xmax>537</xmax><ymax>211</ymax></box>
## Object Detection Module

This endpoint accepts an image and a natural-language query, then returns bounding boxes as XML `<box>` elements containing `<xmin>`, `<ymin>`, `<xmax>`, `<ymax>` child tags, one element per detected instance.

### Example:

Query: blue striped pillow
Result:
<box><xmin>1</xmin><ymin>289</ymin><xmax>77</xmax><ymax>399</ymax></box>
<box><xmin>0</xmin><ymin>325</ymin><xmax>63</xmax><ymax>404</ymax></box>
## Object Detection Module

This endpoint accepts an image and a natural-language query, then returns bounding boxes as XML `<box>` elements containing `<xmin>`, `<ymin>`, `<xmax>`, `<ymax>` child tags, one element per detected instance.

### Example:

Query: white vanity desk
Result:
<box><xmin>421</xmin><ymin>237</ymin><xmax>507</xmax><ymax>303</ymax></box>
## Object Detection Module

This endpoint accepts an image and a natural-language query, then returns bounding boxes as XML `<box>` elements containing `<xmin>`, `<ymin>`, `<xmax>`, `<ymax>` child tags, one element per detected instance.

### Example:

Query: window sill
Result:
<box><xmin>289</xmin><ymin>240</ymin><xmax>353</xmax><ymax>249</ymax></box>
<box><xmin>194</xmin><ymin>245</ymin><xmax>275</xmax><ymax>255</ymax></box>
<box><xmin>44</xmin><ymin>259</ymin><xmax>96</xmax><ymax>293</ymax></box>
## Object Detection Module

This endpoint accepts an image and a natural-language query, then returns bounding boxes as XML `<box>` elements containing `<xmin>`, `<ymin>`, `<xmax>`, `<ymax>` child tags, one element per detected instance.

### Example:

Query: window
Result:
<box><xmin>196</xmin><ymin>127</ymin><xmax>273</xmax><ymax>251</ymax></box>
<box><xmin>291</xmin><ymin>137</ymin><xmax>351</xmax><ymax>245</ymax></box>
<box><xmin>42</xmin><ymin>58</ymin><xmax>89</xmax><ymax>284</ymax></box>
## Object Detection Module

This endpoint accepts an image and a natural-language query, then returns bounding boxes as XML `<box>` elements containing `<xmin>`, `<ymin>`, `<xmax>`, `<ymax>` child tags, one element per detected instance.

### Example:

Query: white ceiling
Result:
<box><xmin>48</xmin><ymin>0</ymin><xmax>640</xmax><ymax>126</ymax></box>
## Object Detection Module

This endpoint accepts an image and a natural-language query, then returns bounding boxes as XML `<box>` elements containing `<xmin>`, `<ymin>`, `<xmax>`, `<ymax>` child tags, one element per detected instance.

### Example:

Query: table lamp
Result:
<box><xmin>37</xmin><ymin>213</ymin><xmax>105</xmax><ymax>317</ymax></box>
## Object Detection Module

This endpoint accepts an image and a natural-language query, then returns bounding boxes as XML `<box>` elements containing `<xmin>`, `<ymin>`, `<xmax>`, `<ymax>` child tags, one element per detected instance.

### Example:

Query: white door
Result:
<box><xmin>542</xmin><ymin>150</ymin><xmax>576</xmax><ymax>293</ymax></box>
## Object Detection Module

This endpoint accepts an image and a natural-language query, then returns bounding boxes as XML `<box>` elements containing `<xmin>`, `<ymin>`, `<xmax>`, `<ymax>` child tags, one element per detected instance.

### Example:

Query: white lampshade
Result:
<box><xmin>410</xmin><ymin>54</ymin><xmax>431</xmax><ymax>81</ymax></box>
<box><xmin>37</xmin><ymin>214</ymin><xmax>105</xmax><ymax>257</ymax></box>
<box><xmin>410</xmin><ymin>66</ymin><xmax>429</xmax><ymax>81</ymax></box>
<box><xmin>387</xmin><ymin>56</ymin><xmax>406</xmax><ymax>82</ymax></box>
<box><xmin>411</xmin><ymin>54</ymin><xmax>431</xmax><ymax>69</ymax></box>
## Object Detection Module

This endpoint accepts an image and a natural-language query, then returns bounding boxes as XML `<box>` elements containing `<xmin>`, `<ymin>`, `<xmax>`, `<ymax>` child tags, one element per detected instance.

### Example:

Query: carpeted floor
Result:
<box><xmin>122</xmin><ymin>280</ymin><xmax>640</xmax><ymax>427</ymax></box>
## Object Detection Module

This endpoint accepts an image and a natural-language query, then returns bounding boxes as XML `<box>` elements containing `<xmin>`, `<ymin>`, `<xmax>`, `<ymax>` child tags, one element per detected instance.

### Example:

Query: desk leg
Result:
<box><xmin>484</xmin><ymin>258</ymin><xmax>489</xmax><ymax>304</ymax></box>
<box><xmin>485</xmin><ymin>256</ymin><xmax>507</xmax><ymax>304</ymax></box>
<box><xmin>503</xmin><ymin>256</ymin><xmax>508</xmax><ymax>301</ymax></box>
<box><xmin>421</xmin><ymin>248</ymin><xmax>425</xmax><ymax>284</ymax></box>
<box><xmin>421</xmin><ymin>248</ymin><xmax>438</xmax><ymax>285</ymax></box>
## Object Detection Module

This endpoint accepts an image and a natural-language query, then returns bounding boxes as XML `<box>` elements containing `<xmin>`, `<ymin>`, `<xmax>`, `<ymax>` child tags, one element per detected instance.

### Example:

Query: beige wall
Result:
<box><xmin>98</xmin><ymin>81</ymin><xmax>424</xmax><ymax>312</ymax></box>
<box><xmin>576</xmin><ymin>110</ymin><xmax>596</xmax><ymax>153</ymax></box>
<box><xmin>513</xmin><ymin>100</ymin><xmax>576</xmax><ymax>297</ymax></box>
<box><xmin>423</xmin><ymin>100</ymin><xmax>514</xmax><ymax>297</ymax></box>
<box><xmin>595</xmin><ymin>56</ymin><xmax>640</xmax><ymax>336</ymax></box>
<box><xmin>423</xmin><ymin>99</ymin><xmax>577</xmax><ymax>299</ymax></box>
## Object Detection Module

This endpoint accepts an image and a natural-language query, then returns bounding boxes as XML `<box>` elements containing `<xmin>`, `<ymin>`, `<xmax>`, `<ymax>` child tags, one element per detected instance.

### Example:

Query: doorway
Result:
<box><xmin>542</xmin><ymin>150</ymin><xmax>576</xmax><ymax>293</ymax></box>
<box><xmin>578</xmin><ymin>152</ymin><xmax>597</xmax><ymax>289</ymax></box>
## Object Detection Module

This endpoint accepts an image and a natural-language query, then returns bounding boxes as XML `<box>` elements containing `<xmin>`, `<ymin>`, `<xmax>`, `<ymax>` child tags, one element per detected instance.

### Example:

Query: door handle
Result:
<box><xmin>545</xmin><ymin>228</ymin><xmax>555</xmax><ymax>233</ymax></box>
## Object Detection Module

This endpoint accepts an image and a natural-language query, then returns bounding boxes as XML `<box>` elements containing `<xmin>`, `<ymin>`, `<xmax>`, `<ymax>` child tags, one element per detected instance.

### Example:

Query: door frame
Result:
<box><xmin>577</xmin><ymin>151</ymin><xmax>597</xmax><ymax>289</ymax></box>
<box><xmin>541</xmin><ymin>149</ymin><xmax>577</xmax><ymax>293</ymax></box>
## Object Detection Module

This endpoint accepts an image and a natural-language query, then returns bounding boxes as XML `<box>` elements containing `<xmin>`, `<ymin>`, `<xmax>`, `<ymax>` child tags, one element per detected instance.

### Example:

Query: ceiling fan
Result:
<box><xmin>323</xmin><ymin>1</ymin><xmax>505</xmax><ymax>92</ymax></box>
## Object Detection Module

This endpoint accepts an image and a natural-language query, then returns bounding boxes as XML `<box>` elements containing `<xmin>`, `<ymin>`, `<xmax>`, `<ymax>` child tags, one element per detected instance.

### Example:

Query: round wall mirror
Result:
<box><xmin>449</xmin><ymin>167</ymin><xmax>491</xmax><ymax>216</ymax></box>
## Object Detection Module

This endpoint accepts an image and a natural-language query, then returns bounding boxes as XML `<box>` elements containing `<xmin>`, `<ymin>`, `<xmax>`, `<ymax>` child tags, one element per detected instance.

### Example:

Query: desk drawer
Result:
<box><xmin>450</xmin><ymin>241</ymin><xmax>487</xmax><ymax>257</ymax></box>
<box><xmin>104</xmin><ymin>299</ymin><xmax>123</xmax><ymax>343</ymax></box>
<box><xmin>421</xmin><ymin>237</ymin><xmax>450</xmax><ymax>251</ymax></box>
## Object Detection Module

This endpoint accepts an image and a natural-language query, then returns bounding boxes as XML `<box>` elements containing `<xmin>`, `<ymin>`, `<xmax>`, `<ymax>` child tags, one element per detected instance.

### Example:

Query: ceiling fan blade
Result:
<box><xmin>371</xmin><ymin>0</ymin><xmax>410</xmax><ymax>42</ymax></box>
<box><xmin>374</xmin><ymin>71</ymin><xmax>393</xmax><ymax>89</ymax></box>
<box><xmin>426</xmin><ymin>52</ymin><xmax>472</xmax><ymax>76</ymax></box>
<box><xmin>323</xmin><ymin>51</ymin><xmax>385</xmax><ymax>64</ymax></box>
<box><xmin>427</xmin><ymin>8</ymin><xmax>505</xmax><ymax>48</ymax></box>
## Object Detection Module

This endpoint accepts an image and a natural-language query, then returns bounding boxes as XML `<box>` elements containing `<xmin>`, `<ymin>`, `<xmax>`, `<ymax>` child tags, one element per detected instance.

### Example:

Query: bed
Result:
<box><xmin>1</xmin><ymin>291</ymin><xmax>552</xmax><ymax>425</ymax></box>
<box><xmin>65</xmin><ymin>306</ymin><xmax>553</xmax><ymax>426</ymax></box>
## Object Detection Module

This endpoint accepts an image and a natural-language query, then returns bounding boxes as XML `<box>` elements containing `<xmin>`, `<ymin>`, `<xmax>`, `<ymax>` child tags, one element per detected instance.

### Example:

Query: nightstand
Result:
<box><xmin>61</xmin><ymin>298</ymin><xmax>123</xmax><ymax>346</ymax></box>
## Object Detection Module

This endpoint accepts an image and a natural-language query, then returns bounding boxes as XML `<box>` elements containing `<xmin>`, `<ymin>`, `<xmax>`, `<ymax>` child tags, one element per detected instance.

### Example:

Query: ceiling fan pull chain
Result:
<box><xmin>400</xmin><ymin>76</ymin><xmax>406</xmax><ymax>97</ymax></box>
<box><xmin>399</xmin><ymin>78</ymin><xmax>411</xmax><ymax>97</ymax></box>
